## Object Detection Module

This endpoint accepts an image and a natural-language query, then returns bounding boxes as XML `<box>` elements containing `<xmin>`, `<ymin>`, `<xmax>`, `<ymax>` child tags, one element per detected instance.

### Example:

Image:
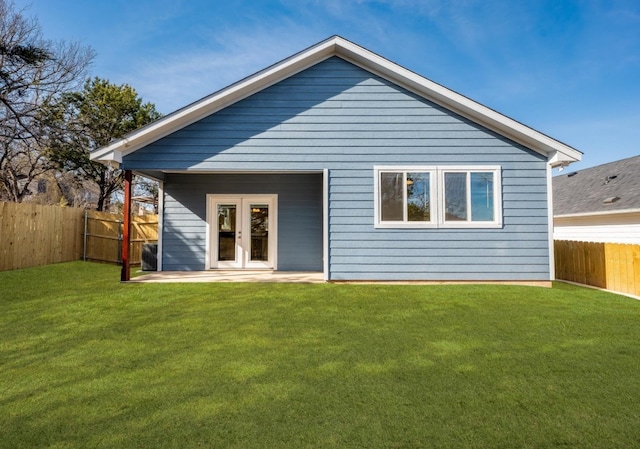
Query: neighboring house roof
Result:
<box><xmin>90</xmin><ymin>36</ymin><xmax>581</xmax><ymax>168</ymax></box>
<box><xmin>553</xmin><ymin>155</ymin><xmax>640</xmax><ymax>217</ymax></box>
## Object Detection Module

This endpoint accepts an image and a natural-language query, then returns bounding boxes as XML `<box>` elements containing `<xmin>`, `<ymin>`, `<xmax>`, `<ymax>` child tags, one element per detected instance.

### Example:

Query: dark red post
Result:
<box><xmin>121</xmin><ymin>170</ymin><xmax>132</xmax><ymax>282</ymax></box>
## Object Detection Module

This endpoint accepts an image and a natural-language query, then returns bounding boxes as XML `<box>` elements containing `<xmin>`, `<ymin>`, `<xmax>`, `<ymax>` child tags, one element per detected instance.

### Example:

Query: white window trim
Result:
<box><xmin>374</xmin><ymin>166</ymin><xmax>438</xmax><ymax>229</ymax></box>
<box><xmin>438</xmin><ymin>165</ymin><xmax>503</xmax><ymax>228</ymax></box>
<box><xmin>374</xmin><ymin>165</ymin><xmax>503</xmax><ymax>229</ymax></box>
<box><xmin>205</xmin><ymin>194</ymin><xmax>278</xmax><ymax>270</ymax></box>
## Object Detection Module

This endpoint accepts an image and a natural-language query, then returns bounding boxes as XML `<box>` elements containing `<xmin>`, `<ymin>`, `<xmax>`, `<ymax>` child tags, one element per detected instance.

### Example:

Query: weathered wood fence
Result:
<box><xmin>0</xmin><ymin>202</ymin><xmax>158</xmax><ymax>271</ymax></box>
<box><xmin>84</xmin><ymin>211</ymin><xmax>158</xmax><ymax>265</ymax></box>
<box><xmin>0</xmin><ymin>202</ymin><xmax>85</xmax><ymax>271</ymax></box>
<box><xmin>555</xmin><ymin>240</ymin><xmax>640</xmax><ymax>297</ymax></box>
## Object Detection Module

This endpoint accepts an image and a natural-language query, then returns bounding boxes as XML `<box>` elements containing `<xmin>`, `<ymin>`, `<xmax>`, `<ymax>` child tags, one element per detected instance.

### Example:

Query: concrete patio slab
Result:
<box><xmin>131</xmin><ymin>270</ymin><xmax>325</xmax><ymax>283</ymax></box>
<box><xmin>130</xmin><ymin>271</ymin><xmax>554</xmax><ymax>287</ymax></box>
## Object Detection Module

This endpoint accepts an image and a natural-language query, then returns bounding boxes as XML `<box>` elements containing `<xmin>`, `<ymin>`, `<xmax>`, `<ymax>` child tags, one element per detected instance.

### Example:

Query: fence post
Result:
<box><xmin>120</xmin><ymin>170</ymin><xmax>132</xmax><ymax>282</ymax></box>
<box><xmin>83</xmin><ymin>210</ymin><xmax>88</xmax><ymax>261</ymax></box>
<box><xmin>117</xmin><ymin>219</ymin><xmax>123</xmax><ymax>264</ymax></box>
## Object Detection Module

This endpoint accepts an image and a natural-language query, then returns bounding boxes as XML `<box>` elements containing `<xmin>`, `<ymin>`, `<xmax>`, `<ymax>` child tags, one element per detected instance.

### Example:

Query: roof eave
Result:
<box><xmin>334</xmin><ymin>39</ymin><xmax>582</xmax><ymax>164</ymax></box>
<box><xmin>555</xmin><ymin>208</ymin><xmax>640</xmax><ymax>218</ymax></box>
<box><xmin>90</xmin><ymin>35</ymin><xmax>582</xmax><ymax>167</ymax></box>
<box><xmin>90</xmin><ymin>37</ymin><xmax>341</xmax><ymax>166</ymax></box>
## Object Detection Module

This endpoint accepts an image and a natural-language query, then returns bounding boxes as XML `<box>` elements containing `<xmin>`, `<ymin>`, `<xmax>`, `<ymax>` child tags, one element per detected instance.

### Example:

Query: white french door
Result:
<box><xmin>208</xmin><ymin>195</ymin><xmax>277</xmax><ymax>269</ymax></box>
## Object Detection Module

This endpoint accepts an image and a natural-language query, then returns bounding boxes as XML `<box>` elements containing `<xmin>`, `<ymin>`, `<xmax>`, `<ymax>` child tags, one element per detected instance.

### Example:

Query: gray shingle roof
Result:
<box><xmin>553</xmin><ymin>155</ymin><xmax>640</xmax><ymax>216</ymax></box>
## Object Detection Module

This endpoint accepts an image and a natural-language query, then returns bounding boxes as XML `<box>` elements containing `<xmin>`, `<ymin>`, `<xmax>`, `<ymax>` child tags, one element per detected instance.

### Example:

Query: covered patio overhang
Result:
<box><xmin>119</xmin><ymin>169</ymin><xmax>329</xmax><ymax>282</ymax></box>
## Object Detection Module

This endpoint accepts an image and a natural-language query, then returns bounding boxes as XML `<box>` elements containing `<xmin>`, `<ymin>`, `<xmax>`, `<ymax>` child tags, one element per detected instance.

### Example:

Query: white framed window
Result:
<box><xmin>374</xmin><ymin>165</ymin><xmax>502</xmax><ymax>228</ymax></box>
<box><xmin>375</xmin><ymin>168</ymin><xmax>437</xmax><ymax>228</ymax></box>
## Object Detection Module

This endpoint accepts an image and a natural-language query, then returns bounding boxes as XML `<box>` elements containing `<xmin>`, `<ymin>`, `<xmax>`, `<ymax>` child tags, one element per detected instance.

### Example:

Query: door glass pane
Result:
<box><xmin>407</xmin><ymin>172</ymin><xmax>430</xmax><ymax>221</ymax></box>
<box><xmin>217</xmin><ymin>204</ymin><xmax>236</xmax><ymax>261</ymax></box>
<box><xmin>380</xmin><ymin>172</ymin><xmax>403</xmax><ymax>221</ymax></box>
<box><xmin>444</xmin><ymin>172</ymin><xmax>467</xmax><ymax>221</ymax></box>
<box><xmin>250</xmin><ymin>204</ymin><xmax>269</xmax><ymax>262</ymax></box>
<box><xmin>471</xmin><ymin>172</ymin><xmax>494</xmax><ymax>221</ymax></box>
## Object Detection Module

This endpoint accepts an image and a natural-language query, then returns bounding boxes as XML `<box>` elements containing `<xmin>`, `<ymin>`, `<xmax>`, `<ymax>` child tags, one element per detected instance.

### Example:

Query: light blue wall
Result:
<box><xmin>162</xmin><ymin>173</ymin><xmax>322</xmax><ymax>271</ymax></box>
<box><xmin>125</xmin><ymin>56</ymin><xmax>551</xmax><ymax>280</ymax></box>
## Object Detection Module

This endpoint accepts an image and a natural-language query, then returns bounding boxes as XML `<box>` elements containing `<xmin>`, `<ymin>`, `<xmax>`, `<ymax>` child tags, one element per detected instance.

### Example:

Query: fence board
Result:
<box><xmin>631</xmin><ymin>245</ymin><xmax>640</xmax><ymax>295</ymax></box>
<box><xmin>1</xmin><ymin>203</ymin><xmax>158</xmax><ymax>271</ymax></box>
<box><xmin>627</xmin><ymin>245</ymin><xmax>639</xmax><ymax>295</ymax></box>
<box><xmin>0</xmin><ymin>202</ymin><xmax>84</xmax><ymax>271</ymax></box>
<box><xmin>555</xmin><ymin>240</ymin><xmax>640</xmax><ymax>297</ymax></box>
<box><xmin>85</xmin><ymin>211</ymin><xmax>158</xmax><ymax>265</ymax></box>
<box><xmin>85</xmin><ymin>211</ymin><xmax>120</xmax><ymax>263</ymax></box>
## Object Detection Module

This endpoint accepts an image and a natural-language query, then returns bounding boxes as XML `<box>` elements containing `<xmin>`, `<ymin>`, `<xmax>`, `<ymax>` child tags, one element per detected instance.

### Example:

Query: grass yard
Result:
<box><xmin>1</xmin><ymin>262</ymin><xmax>639</xmax><ymax>448</ymax></box>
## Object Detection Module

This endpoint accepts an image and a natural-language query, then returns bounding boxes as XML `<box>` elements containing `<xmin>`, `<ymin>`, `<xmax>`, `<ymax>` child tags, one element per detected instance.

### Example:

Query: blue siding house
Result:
<box><xmin>91</xmin><ymin>36</ymin><xmax>581</xmax><ymax>284</ymax></box>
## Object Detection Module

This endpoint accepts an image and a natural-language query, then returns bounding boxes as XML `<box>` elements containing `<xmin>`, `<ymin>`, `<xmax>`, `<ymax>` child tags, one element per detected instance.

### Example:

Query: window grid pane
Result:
<box><xmin>217</xmin><ymin>204</ymin><xmax>236</xmax><ymax>261</ymax></box>
<box><xmin>407</xmin><ymin>172</ymin><xmax>431</xmax><ymax>222</ymax></box>
<box><xmin>250</xmin><ymin>204</ymin><xmax>269</xmax><ymax>261</ymax></box>
<box><xmin>380</xmin><ymin>172</ymin><xmax>403</xmax><ymax>221</ymax></box>
<box><xmin>470</xmin><ymin>172</ymin><xmax>494</xmax><ymax>221</ymax></box>
<box><xmin>444</xmin><ymin>172</ymin><xmax>467</xmax><ymax>221</ymax></box>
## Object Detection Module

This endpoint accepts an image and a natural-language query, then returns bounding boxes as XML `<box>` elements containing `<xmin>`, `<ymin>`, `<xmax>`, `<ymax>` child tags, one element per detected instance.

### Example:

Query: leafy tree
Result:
<box><xmin>45</xmin><ymin>77</ymin><xmax>161</xmax><ymax>211</ymax></box>
<box><xmin>0</xmin><ymin>0</ymin><xmax>94</xmax><ymax>201</ymax></box>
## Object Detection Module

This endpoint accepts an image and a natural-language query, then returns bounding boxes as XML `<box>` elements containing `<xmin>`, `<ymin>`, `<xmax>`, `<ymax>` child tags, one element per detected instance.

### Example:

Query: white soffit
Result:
<box><xmin>91</xmin><ymin>36</ymin><xmax>582</xmax><ymax>165</ymax></box>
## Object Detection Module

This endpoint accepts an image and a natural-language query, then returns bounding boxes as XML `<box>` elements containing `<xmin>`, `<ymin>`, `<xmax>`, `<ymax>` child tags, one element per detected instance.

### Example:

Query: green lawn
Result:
<box><xmin>1</xmin><ymin>262</ymin><xmax>639</xmax><ymax>448</ymax></box>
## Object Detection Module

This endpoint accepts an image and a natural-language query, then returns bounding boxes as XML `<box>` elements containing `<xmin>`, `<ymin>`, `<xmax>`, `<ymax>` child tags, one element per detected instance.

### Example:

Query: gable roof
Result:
<box><xmin>553</xmin><ymin>155</ymin><xmax>640</xmax><ymax>217</ymax></box>
<box><xmin>91</xmin><ymin>35</ymin><xmax>582</xmax><ymax>167</ymax></box>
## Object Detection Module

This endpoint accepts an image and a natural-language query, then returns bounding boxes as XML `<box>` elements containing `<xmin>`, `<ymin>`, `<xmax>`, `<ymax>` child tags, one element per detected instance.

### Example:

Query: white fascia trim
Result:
<box><xmin>154</xmin><ymin>169</ymin><xmax>324</xmax><ymax>175</ymax></box>
<box><xmin>554</xmin><ymin>208</ymin><xmax>640</xmax><ymax>219</ymax></box>
<box><xmin>548</xmin><ymin>151</ymin><xmax>581</xmax><ymax>168</ymax></box>
<box><xmin>91</xmin><ymin>36</ymin><xmax>582</xmax><ymax>166</ymax></box>
<box><xmin>157</xmin><ymin>181</ymin><xmax>164</xmax><ymax>271</ymax></box>
<box><xmin>323</xmin><ymin>168</ymin><xmax>329</xmax><ymax>281</ymax></box>
<box><xmin>546</xmin><ymin>165</ymin><xmax>555</xmax><ymax>281</ymax></box>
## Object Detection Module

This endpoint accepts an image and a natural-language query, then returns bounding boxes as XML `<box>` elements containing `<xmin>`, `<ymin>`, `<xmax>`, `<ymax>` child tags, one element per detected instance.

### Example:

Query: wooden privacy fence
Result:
<box><xmin>0</xmin><ymin>202</ymin><xmax>85</xmax><ymax>271</ymax></box>
<box><xmin>555</xmin><ymin>240</ymin><xmax>640</xmax><ymax>297</ymax></box>
<box><xmin>84</xmin><ymin>211</ymin><xmax>158</xmax><ymax>265</ymax></box>
<box><xmin>0</xmin><ymin>202</ymin><xmax>158</xmax><ymax>271</ymax></box>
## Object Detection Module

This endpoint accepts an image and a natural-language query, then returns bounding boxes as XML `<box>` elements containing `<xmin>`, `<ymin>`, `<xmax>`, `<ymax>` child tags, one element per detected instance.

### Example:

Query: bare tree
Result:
<box><xmin>0</xmin><ymin>135</ymin><xmax>50</xmax><ymax>202</ymax></box>
<box><xmin>0</xmin><ymin>0</ymin><xmax>94</xmax><ymax>202</ymax></box>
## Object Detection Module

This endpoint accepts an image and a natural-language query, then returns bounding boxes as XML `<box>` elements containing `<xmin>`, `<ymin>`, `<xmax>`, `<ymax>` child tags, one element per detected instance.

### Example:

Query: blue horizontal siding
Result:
<box><xmin>332</xmin><ymin>271</ymin><xmax>550</xmax><ymax>282</ymax></box>
<box><xmin>125</xmin><ymin>56</ymin><xmax>551</xmax><ymax>281</ymax></box>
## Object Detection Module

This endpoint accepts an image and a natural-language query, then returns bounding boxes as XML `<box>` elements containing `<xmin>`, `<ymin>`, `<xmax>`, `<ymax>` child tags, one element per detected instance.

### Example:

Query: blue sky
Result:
<box><xmin>13</xmin><ymin>0</ymin><xmax>640</xmax><ymax>172</ymax></box>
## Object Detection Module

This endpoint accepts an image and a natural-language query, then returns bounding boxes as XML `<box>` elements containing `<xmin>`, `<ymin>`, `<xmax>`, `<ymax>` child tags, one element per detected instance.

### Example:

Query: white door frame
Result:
<box><xmin>206</xmin><ymin>194</ymin><xmax>277</xmax><ymax>270</ymax></box>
